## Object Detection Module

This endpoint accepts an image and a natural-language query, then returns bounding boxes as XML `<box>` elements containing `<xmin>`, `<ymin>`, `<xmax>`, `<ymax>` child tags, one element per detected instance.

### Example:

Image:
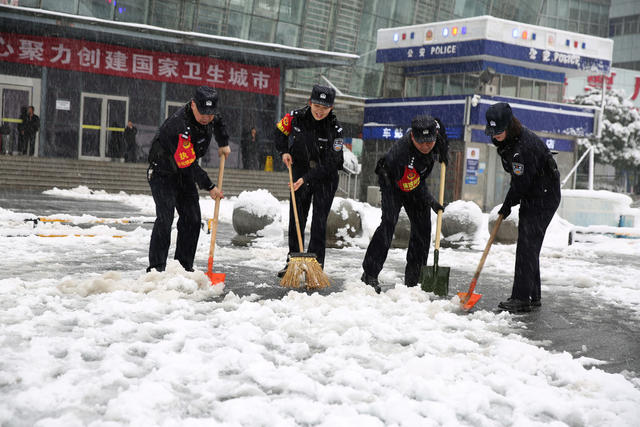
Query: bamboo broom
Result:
<box><xmin>280</xmin><ymin>164</ymin><xmax>330</xmax><ymax>290</ymax></box>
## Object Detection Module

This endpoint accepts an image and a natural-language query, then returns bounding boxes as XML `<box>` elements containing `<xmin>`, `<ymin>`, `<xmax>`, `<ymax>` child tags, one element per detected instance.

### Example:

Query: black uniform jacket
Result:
<box><xmin>148</xmin><ymin>102</ymin><xmax>229</xmax><ymax>190</ymax></box>
<box><xmin>378</xmin><ymin>132</ymin><xmax>442</xmax><ymax>206</ymax></box>
<box><xmin>495</xmin><ymin>127</ymin><xmax>560</xmax><ymax>210</ymax></box>
<box><xmin>275</xmin><ymin>106</ymin><xmax>344</xmax><ymax>186</ymax></box>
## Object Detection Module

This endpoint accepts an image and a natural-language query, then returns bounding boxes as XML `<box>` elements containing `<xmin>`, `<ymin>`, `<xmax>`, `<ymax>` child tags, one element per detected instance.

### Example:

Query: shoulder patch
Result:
<box><xmin>512</xmin><ymin>162</ymin><xmax>524</xmax><ymax>176</ymax></box>
<box><xmin>277</xmin><ymin>113</ymin><xmax>293</xmax><ymax>136</ymax></box>
<box><xmin>333</xmin><ymin>138</ymin><xmax>343</xmax><ymax>151</ymax></box>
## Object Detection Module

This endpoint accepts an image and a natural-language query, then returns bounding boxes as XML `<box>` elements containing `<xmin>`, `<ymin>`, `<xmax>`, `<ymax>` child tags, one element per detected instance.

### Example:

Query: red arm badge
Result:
<box><xmin>277</xmin><ymin>113</ymin><xmax>293</xmax><ymax>136</ymax></box>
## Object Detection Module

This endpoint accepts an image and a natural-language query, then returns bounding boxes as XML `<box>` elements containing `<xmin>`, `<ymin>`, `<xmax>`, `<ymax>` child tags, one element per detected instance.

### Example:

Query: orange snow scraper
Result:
<box><xmin>206</xmin><ymin>155</ymin><xmax>226</xmax><ymax>285</ymax></box>
<box><xmin>458</xmin><ymin>214</ymin><xmax>503</xmax><ymax>311</ymax></box>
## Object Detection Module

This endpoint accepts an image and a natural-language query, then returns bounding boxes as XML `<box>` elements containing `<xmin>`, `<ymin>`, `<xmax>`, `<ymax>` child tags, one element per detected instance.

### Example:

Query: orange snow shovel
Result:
<box><xmin>206</xmin><ymin>155</ymin><xmax>226</xmax><ymax>285</ymax></box>
<box><xmin>458</xmin><ymin>214</ymin><xmax>503</xmax><ymax>311</ymax></box>
<box><xmin>420</xmin><ymin>162</ymin><xmax>449</xmax><ymax>296</ymax></box>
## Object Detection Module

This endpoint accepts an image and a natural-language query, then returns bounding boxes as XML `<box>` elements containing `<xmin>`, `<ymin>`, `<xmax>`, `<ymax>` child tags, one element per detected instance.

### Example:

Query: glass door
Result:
<box><xmin>79</xmin><ymin>93</ymin><xmax>128</xmax><ymax>159</ymax></box>
<box><xmin>0</xmin><ymin>86</ymin><xmax>31</xmax><ymax>155</ymax></box>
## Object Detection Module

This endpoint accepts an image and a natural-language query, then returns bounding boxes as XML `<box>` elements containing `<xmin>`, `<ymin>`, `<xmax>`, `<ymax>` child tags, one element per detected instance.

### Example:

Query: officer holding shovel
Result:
<box><xmin>361</xmin><ymin>115</ymin><xmax>448</xmax><ymax>293</ymax></box>
<box><xmin>146</xmin><ymin>86</ymin><xmax>231</xmax><ymax>273</ymax></box>
<box><xmin>485</xmin><ymin>102</ymin><xmax>560</xmax><ymax>312</ymax></box>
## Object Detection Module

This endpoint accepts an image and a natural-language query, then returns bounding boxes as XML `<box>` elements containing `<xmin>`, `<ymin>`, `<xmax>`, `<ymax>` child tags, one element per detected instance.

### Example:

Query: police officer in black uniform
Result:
<box><xmin>485</xmin><ymin>102</ymin><xmax>561</xmax><ymax>312</ymax></box>
<box><xmin>361</xmin><ymin>115</ymin><xmax>448</xmax><ymax>293</ymax></box>
<box><xmin>275</xmin><ymin>84</ymin><xmax>344</xmax><ymax>277</ymax></box>
<box><xmin>147</xmin><ymin>86</ymin><xmax>231</xmax><ymax>273</ymax></box>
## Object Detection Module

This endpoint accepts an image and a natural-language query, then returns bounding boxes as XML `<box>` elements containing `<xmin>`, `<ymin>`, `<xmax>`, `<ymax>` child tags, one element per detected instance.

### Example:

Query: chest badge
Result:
<box><xmin>512</xmin><ymin>162</ymin><xmax>524</xmax><ymax>176</ymax></box>
<box><xmin>397</xmin><ymin>165</ymin><xmax>420</xmax><ymax>192</ymax></box>
<box><xmin>174</xmin><ymin>132</ymin><xmax>196</xmax><ymax>168</ymax></box>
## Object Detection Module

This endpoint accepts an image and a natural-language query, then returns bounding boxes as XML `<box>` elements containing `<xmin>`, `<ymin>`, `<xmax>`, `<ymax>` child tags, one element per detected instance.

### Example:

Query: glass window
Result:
<box><xmin>448</xmin><ymin>74</ymin><xmax>464</xmax><ymax>95</ymax></box>
<box><xmin>16</xmin><ymin>0</ymin><xmax>40</xmax><ymax>6</ymax></box>
<box><xmin>404</xmin><ymin>77</ymin><xmax>417</xmax><ymax>97</ymax></box>
<box><xmin>418</xmin><ymin>75</ymin><xmax>433</xmax><ymax>96</ymax></box>
<box><xmin>500</xmin><ymin>75</ymin><xmax>517</xmax><ymax>97</ymax></box>
<box><xmin>230</xmin><ymin>0</ymin><xmax>253</xmax><ymax>13</ymax></box>
<box><xmin>433</xmin><ymin>75</ymin><xmax>447</xmax><ymax>96</ymax></box>
<box><xmin>41</xmin><ymin>0</ymin><xmax>77</xmax><ymax>14</ymax></box>
<box><xmin>196</xmin><ymin>6</ymin><xmax>225</xmax><ymax>34</ymax></box>
<box><xmin>227</xmin><ymin>10</ymin><xmax>248</xmax><ymax>38</ymax></box>
<box><xmin>149</xmin><ymin>0</ymin><xmax>181</xmax><ymax>30</ymax></box>
<box><xmin>275</xmin><ymin>21</ymin><xmax>299</xmax><ymax>46</ymax></box>
<box><xmin>79</xmin><ymin>0</ymin><xmax>114</xmax><ymax>19</ymax></box>
<box><xmin>533</xmin><ymin>81</ymin><xmax>547</xmax><ymax>101</ymax></box>
<box><xmin>253</xmin><ymin>0</ymin><xmax>278</xmax><ymax>18</ymax></box>
<box><xmin>519</xmin><ymin>79</ymin><xmax>533</xmax><ymax>99</ymax></box>
<box><xmin>393</xmin><ymin>0</ymin><xmax>414</xmax><ymax>25</ymax></box>
<box><xmin>114</xmin><ymin>0</ymin><xmax>149</xmax><ymax>24</ymax></box>
<box><xmin>279</xmin><ymin>0</ymin><xmax>303</xmax><ymax>23</ymax></box>
<box><xmin>547</xmin><ymin>83</ymin><xmax>562</xmax><ymax>102</ymax></box>
<box><xmin>249</xmin><ymin>16</ymin><xmax>275</xmax><ymax>42</ymax></box>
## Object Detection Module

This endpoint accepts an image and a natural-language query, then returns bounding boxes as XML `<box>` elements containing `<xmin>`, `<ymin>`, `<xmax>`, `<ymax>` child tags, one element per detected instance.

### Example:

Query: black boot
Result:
<box><xmin>498</xmin><ymin>298</ymin><xmax>531</xmax><ymax>313</ymax></box>
<box><xmin>361</xmin><ymin>272</ymin><xmax>381</xmax><ymax>294</ymax></box>
<box><xmin>277</xmin><ymin>263</ymin><xmax>289</xmax><ymax>278</ymax></box>
<box><xmin>530</xmin><ymin>298</ymin><xmax>541</xmax><ymax>308</ymax></box>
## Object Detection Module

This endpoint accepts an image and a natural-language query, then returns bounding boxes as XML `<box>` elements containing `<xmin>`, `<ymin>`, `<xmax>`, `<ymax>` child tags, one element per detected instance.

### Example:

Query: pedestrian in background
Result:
<box><xmin>146</xmin><ymin>86</ymin><xmax>231</xmax><ymax>273</ymax></box>
<box><xmin>18</xmin><ymin>106</ymin><xmax>39</xmax><ymax>156</ymax></box>
<box><xmin>240</xmin><ymin>126</ymin><xmax>259</xmax><ymax>169</ymax></box>
<box><xmin>124</xmin><ymin>120</ymin><xmax>138</xmax><ymax>163</ymax></box>
<box><xmin>485</xmin><ymin>102</ymin><xmax>561</xmax><ymax>312</ymax></box>
<box><xmin>361</xmin><ymin>115</ymin><xmax>447</xmax><ymax>293</ymax></box>
<box><xmin>274</xmin><ymin>84</ymin><xmax>344</xmax><ymax>278</ymax></box>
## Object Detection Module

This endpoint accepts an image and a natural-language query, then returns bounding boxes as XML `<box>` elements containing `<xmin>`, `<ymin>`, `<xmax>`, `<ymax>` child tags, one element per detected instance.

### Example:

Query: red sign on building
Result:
<box><xmin>0</xmin><ymin>32</ymin><xmax>280</xmax><ymax>96</ymax></box>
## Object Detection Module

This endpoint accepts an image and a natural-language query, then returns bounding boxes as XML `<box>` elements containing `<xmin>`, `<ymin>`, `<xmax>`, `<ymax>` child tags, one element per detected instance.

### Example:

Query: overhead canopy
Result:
<box><xmin>0</xmin><ymin>5</ymin><xmax>358</xmax><ymax>70</ymax></box>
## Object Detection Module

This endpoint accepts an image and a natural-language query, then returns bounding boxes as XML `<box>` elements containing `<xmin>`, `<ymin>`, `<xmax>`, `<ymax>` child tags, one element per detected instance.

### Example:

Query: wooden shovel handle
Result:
<box><xmin>434</xmin><ymin>162</ymin><xmax>446</xmax><ymax>251</ymax></box>
<box><xmin>208</xmin><ymin>155</ymin><xmax>226</xmax><ymax>261</ymax></box>
<box><xmin>287</xmin><ymin>164</ymin><xmax>305</xmax><ymax>253</ymax></box>
<box><xmin>467</xmin><ymin>214</ymin><xmax>503</xmax><ymax>295</ymax></box>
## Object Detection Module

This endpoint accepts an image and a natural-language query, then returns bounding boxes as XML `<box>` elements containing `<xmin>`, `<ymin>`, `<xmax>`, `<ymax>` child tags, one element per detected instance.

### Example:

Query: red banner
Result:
<box><xmin>0</xmin><ymin>32</ymin><xmax>280</xmax><ymax>96</ymax></box>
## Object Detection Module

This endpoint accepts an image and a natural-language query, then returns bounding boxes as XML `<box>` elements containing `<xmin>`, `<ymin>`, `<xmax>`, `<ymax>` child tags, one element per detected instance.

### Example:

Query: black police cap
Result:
<box><xmin>310</xmin><ymin>84</ymin><xmax>336</xmax><ymax>107</ymax></box>
<box><xmin>411</xmin><ymin>115</ymin><xmax>439</xmax><ymax>143</ymax></box>
<box><xmin>485</xmin><ymin>102</ymin><xmax>513</xmax><ymax>136</ymax></box>
<box><xmin>194</xmin><ymin>86</ymin><xmax>218</xmax><ymax>115</ymax></box>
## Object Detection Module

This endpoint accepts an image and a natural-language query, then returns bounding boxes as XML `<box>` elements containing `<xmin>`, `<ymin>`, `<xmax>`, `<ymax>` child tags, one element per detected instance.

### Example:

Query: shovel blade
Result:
<box><xmin>420</xmin><ymin>265</ymin><xmax>450</xmax><ymax>297</ymax></box>
<box><xmin>206</xmin><ymin>271</ymin><xmax>226</xmax><ymax>285</ymax></box>
<box><xmin>457</xmin><ymin>291</ymin><xmax>482</xmax><ymax>311</ymax></box>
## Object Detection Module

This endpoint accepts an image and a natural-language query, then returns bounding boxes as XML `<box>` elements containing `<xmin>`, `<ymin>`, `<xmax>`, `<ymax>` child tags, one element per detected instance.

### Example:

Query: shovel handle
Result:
<box><xmin>434</xmin><ymin>162</ymin><xmax>446</xmax><ymax>251</ymax></box>
<box><xmin>208</xmin><ymin>155</ymin><xmax>226</xmax><ymax>262</ymax></box>
<box><xmin>466</xmin><ymin>214</ymin><xmax>503</xmax><ymax>295</ymax></box>
<box><xmin>287</xmin><ymin>164</ymin><xmax>305</xmax><ymax>253</ymax></box>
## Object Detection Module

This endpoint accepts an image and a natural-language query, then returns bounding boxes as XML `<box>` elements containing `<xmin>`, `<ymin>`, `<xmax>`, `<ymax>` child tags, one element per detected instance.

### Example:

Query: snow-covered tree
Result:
<box><xmin>571</xmin><ymin>89</ymin><xmax>640</xmax><ymax>170</ymax></box>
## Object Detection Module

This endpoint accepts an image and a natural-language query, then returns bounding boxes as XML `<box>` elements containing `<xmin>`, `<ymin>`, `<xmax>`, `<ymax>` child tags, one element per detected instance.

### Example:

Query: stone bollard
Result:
<box><xmin>441</xmin><ymin>200</ymin><xmax>483</xmax><ymax>247</ymax></box>
<box><xmin>326</xmin><ymin>198</ymin><xmax>363</xmax><ymax>248</ymax></box>
<box><xmin>490</xmin><ymin>205</ymin><xmax>519</xmax><ymax>244</ymax></box>
<box><xmin>391</xmin><ymin>209</ymin><xmax>410</xmax><ymax>248</ymax></box>
<box><xmin>231</xmin><ymin>189</ymin><xmax>282</xmax><ymax>246</ymax></box>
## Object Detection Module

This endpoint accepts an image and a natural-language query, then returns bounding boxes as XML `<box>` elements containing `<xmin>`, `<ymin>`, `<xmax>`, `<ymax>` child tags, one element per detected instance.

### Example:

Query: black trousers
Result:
<box><xmin>148</xmin><ymin>172</ymin><xmax>201</xmax><ymax>272</ymax></box>
<box><xmin>288</xmin><ymin>179</ymin><xmax>338</xmax><ymax>267</ymax></box>
<box><xmin>511</xmin><ymin>203</ymin><xmax>558</xmax><ymax>301</ymax></box>
<box><xmin>362</xmin><ymin>184</ymin><xmax>431</xmax><ymax>286</ymax></box>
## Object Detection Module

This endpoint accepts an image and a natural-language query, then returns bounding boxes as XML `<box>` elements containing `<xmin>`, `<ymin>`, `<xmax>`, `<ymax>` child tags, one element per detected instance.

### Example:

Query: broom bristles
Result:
<box><xmin>279</xmin><ymin>256</ymin><xmax>330</xmax><ymax>289</ymax></box>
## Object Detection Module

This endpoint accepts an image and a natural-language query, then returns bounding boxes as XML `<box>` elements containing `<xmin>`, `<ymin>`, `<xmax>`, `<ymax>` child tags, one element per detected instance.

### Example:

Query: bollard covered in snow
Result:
<box><xmin>489</xmin><ymin>204</ymin><xmax>519</xmax><ymax>244</ymax></box>
<box><xmin>441</xmin><ymin>200</ymin><xmax>483</xmax><ymax>246</ymax></box>
<box><xmin>326</xmin><ymin>198</ymin><xmax>363</xmax><ymax>248</ymax></box>
<box><xmin>231</xmin><ymin>190</ymin><xmax>282</xmax><ymax>245</ymax></box>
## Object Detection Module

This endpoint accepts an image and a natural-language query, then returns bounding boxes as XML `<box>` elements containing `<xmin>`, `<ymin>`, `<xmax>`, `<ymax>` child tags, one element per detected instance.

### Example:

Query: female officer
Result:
<box><xmin>485</xmin><ymin>102</ymin><xmax>561</xmax><ymax>312</ymax></box>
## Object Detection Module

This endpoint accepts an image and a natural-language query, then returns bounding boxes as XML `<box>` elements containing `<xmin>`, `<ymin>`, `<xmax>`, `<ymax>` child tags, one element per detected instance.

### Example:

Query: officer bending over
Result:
<box><xmin>486</xmin><ymin>102</ymin><xmax>561</xmax><ymax>312</ymax></box>
<box><xmin>147</xmin><ymin>86</ymin><xmax>231</xmax><ymax>272</ymax></box>
<box><xmin>275</xmin><ymin>84</ymin><xmax>344</xmax><ymax>277</ymax></box>
<box><xmin>361</xmin><ymin>115</ymin><xmax>448</xmax><ymax>293</ymax></box>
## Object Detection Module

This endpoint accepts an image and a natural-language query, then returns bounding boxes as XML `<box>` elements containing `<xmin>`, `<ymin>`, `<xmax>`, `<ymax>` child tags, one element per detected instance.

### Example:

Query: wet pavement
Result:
<box><xmin>1</xmin><ymin>189</ymin><xmax>638</xmax><ymax>379</ymax></box>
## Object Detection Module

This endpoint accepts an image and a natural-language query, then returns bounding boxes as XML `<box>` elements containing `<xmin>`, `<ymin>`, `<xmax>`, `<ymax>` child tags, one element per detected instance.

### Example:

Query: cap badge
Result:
<box><xmin>206</xmin><ymin>101</ymin><xmax>212</xmax><ymax>106</ymax></box>
<box><xmin>490</xmin><ymin>120</ymin><xmax>496</xmax><ymax>127</ymax></box>
<box><xmin>320</xmin><ymin>93</ymin><xmax>326</xmax><ymax>99</ymax></box>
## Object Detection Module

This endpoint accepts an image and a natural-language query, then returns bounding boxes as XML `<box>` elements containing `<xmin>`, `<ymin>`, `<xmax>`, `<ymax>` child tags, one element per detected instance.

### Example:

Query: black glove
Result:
<box><xmin>498</xmin><ymin>203</ymin><xmax>511</xmax><ymax>219</ymax></box>
<box><xmin>431</xmin><ymin>201</ymin><xmax>444</xmax><ymax>214</ymax></box>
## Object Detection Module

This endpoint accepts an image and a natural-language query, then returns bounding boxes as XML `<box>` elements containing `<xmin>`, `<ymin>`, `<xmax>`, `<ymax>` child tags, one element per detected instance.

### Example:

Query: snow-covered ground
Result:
<box><xmin>1</xmin><ymin>187</ymin><xmax>639</xmax><ymax>426</ymax></box>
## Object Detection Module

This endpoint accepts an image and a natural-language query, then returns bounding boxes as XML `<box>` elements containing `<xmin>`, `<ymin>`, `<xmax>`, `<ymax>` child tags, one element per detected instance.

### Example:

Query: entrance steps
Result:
<box><xmin>0</xmin><ymin>155</ymin><xmax>290</xmax><ymax>200</ymax></box>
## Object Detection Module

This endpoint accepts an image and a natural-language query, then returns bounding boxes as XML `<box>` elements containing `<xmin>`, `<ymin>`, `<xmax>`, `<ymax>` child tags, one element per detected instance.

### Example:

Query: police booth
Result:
<box><xmin>362</xmin><ymin>16</ymin><xmax>613</xmax><ymax>211</ymax></box>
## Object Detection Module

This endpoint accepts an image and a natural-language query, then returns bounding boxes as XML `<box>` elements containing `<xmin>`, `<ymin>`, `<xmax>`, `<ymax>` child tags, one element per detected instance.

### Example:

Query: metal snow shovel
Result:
<box><xmin>458</xmin><ymin>214</ymin><xmax>504</xmax><ymax>311</ymax></box>
<box><xmin>206</xmin><ymin>155</ymin><xmax>226</xmax><ymax>285</ymax></box>
<box><xmin>420</xmin><ymin>162</ymin><xmax>449</xmax><ymax>296</ymax></box>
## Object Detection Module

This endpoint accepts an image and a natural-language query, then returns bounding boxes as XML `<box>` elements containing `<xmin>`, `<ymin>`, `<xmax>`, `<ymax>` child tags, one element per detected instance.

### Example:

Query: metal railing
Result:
<box><xmin>337</xmin><ymin>163</ymin><xmax>360</xmax><ymax>200</ymax></box>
